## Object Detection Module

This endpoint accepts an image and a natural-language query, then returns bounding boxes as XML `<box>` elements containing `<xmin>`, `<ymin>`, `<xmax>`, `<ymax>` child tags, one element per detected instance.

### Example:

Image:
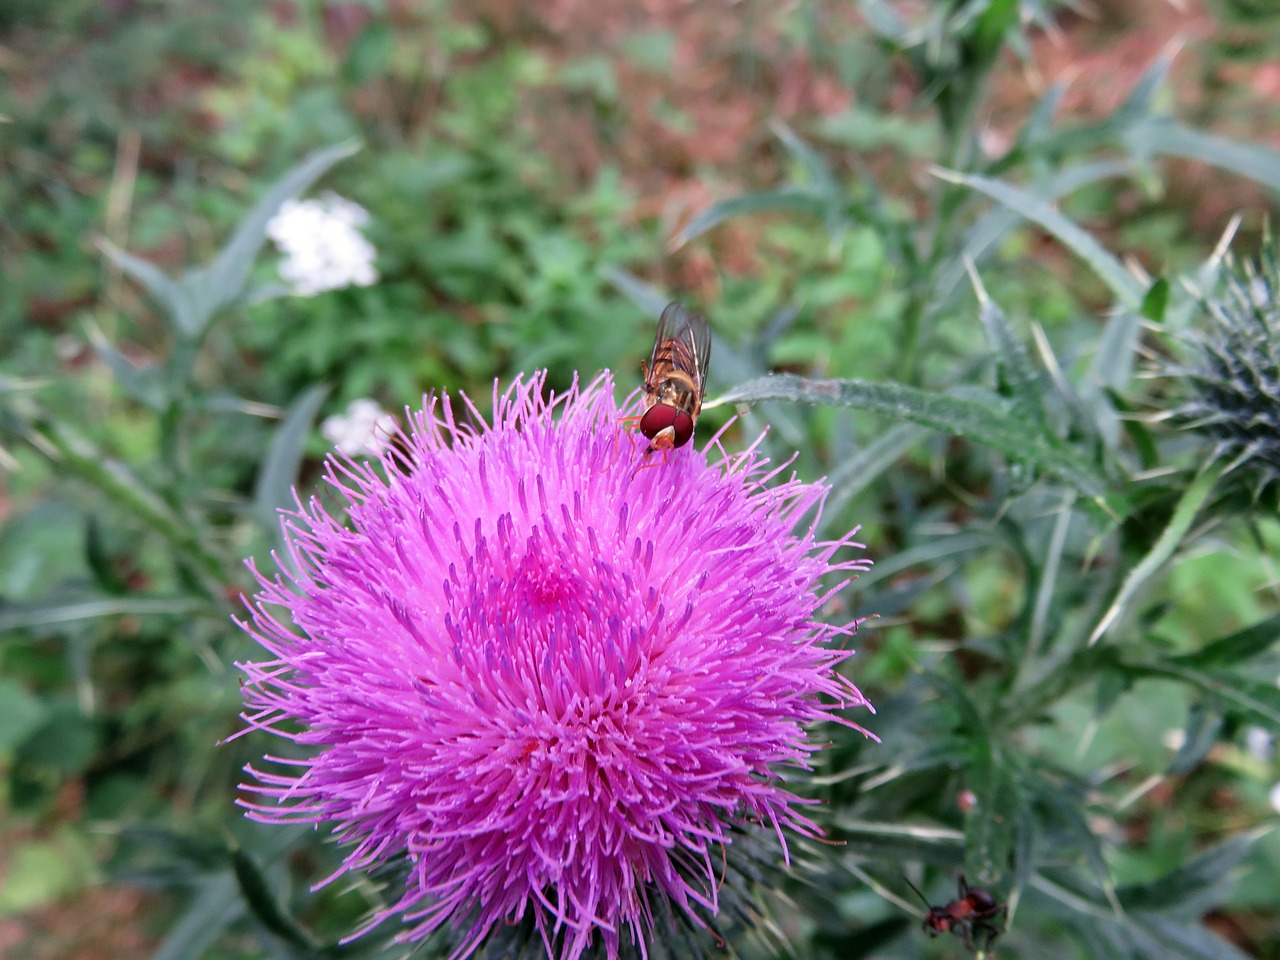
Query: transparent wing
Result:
<box><xmin>652</xmin><ymin>302</ymin><xmax>711</xmax><ymax>394</ymax></box>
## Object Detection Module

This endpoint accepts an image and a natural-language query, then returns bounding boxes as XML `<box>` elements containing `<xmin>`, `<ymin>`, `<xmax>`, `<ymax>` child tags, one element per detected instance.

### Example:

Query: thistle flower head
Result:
<box><xmin>236</xmin><ymin>372</ymin><xmax>872</xmax><ymax>960</ymax></box>
<box><xmin>1171</xmin><ymin>240</ymin><xmax>1280</xmax><ymax>494</ymax></box>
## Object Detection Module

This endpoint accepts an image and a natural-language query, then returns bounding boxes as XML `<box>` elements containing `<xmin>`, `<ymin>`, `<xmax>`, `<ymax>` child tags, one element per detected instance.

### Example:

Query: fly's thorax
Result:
<box><xmin>653</xmin><ymin>372</ymin><xmax>701</xmax><ymax>417</ymax></box>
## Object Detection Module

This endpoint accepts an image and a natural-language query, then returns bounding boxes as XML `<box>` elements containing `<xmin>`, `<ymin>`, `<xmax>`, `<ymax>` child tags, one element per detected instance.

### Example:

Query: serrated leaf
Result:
<box><xmin>673</xmin><ymin>189</ymin><xmax>832</xmax><ymax>248</ymax></box>
<box><xmin>1172</xmin><ymin>613</ymin><xmax>1280</xmax><ymax>670</ymax></box>
<box><xmin>977</xmin><ymin>295</ymin><xmax>1045</xmax><ymax>427</ymax></box>
<box><xmin>937</xmin><ymin>169</ymin><xmax>1146</xmax><ymax>310</ymax></box>
<box><xmin>99</xmin><ymin>240</ymin><xmax>201</xmax><ymax>337</ymax></box>
<box><xmin>966</xmin><ymin>745</ymin><xmax>1019</xmax><ymax>883</ymax></box>
<box><xmin>253</xmin><ymin>384</ymin><xmax>329</xmax><ymax>537</ymax></box>
<box><xmin>1130</xmin><ymin>663</ymin><xmax>1280</xmax><ymax>729</ymax></box>
<box><xmin>711</xmin><ymin>374</ymin><xmax>1114</xmax><ymax>504</ymax></box>
<box><xmin>1088</xmin><ymin>462</ymin><xmax>1223</xmax><ymax>645</ymax></box>
<box><xmin>198</xmin><ymin>140</ymin><xmax>362</xmax><ymax>332</ymax></box>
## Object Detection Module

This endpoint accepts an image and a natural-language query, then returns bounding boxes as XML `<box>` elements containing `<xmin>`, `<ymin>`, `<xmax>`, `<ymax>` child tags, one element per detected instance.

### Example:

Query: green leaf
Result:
<box><xmin>1166</xmin><ymin>703</ymin><xmax>1223</xmax><ymax>776</ymax></box>
<box><xmin>975</xmin><ymin>292</ymin><xmax>1045</xmax><ymax>427</ymax></box>
<box><xmin>833</xmin><ymin>819</ymin><xmax>965</xmax><ymax>864</ymax></box>
<box><xmin>151</xmin><ymin>872</ymin><xmax>243</xmax><ymax>960</ymax></box>
<box><xmin>1138</xmin><ymin>120</ymin><xmax>1280</xmax><ymax>194</ymax></box>
<box><xmin>197</xmin><ymin>140</ymin><xmax>362</xmax><ymax>333</ymax></box>
<box><xmin>673</xmin><ymin>189</ymin><xmax>833</xmax><ymax>248</ymax></box>
<box><xmin>936</xmin><ymin>160</ymin><xmax>1131</xmax><ymax>309</ymax></box>
<box><xmin>1117</xmin><ymin>834</ymin><xmax>1257</xmax><ymax>913</ymax></box>
<box><xmin>822</xmin><ymin>423</ymin><xmax>929</xmax><ymax>526</ymax></box>
<box><xmin>600</xmin><ymin>266</ymin><xmax>670</xmax><ymax>317</ymax></box>
<box><xmin>967</xmin><ymin>748</ymin><xmax>1019</xmax><ymax>884</ymax></box>
<box><xmin>98</xmin><ymin>240</ymin><xmax>201</xmax><ymax>337</ymax></box>
<box><xmin>937</xmin><ymin>169</ymin><xmax>1146</xmax><ymax>310</ymax></box>
<box><xmin>969</xmin><ymin>0</ymin><xmax>1019</xmax><ymax>63</ymax></box>
<box><xmin>1085</xmin><ymin>309</ymin><xmax>1143</xmax><ymax>450</ymax></box>
<box><xmin>0</xmin><ymin>677</ymin><xmax>47</xmax><ymax>751</ymax></box>
<box><xmin>856</xmin><ymin>0</ymin><xmax>909</xmax><ymax>45</ymax></box>
<box><xmin>253</xmin><ymin>384</ymin><xmax>330</xmax><ymax>537</ymax></box>
<box><xmin>1088</xmin><ymin>462</ymin><xmax>1223</xmax><ymax>645</ymax></box>
<box><xmin>771</xmin><ymin>121</ymin><xmax>838</xmax><ymax>197</ymax></box>
<box><xmin>16</xmin><ymin>706</ymin><xmax>98</xmax><ymax>776</ymax></box>
<box><xmin>1172</xmin><ymin>613</ymin><xmax>1280</xmax><ymax>670</ymax></box>
<box><xmin>1023</xmin><ymin>78</ymin><xmax>1069</xmax><ymax>146</ymax></box>
<box><xmin>1140</xmin><ymin>278</ymin><xmax>1170</xmax><ymax>323</ymax></box>
<box><xmin>711</xmin><ymin>374</ymin><xmax>1114</xmax><ymax>504</ymax></box>
<box><xmin>230</xmin><ymin>847</ymin><xmax>316</xmax><ymax>951</ymax></box>
<box><xmin>83</xmin><ymin>321</ymin><xmax>168</xmax><ymax>409</ymax></box>
<box><xmin>0</xmin><ymin>595</ymin><xmax>216</xmax><ymax>633</ymax></box>
<box><xmin>1116</xmin><ymin>51</ymin><xmax>1174</xmax><ymax>124</ymax></box>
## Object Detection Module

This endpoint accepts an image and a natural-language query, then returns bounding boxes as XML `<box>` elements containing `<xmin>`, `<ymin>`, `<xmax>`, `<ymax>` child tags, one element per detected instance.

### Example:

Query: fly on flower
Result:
<box><xmin>622</xmin><ymin>302</ymin><xmax>712</xmax><ymax>465</ymax></box>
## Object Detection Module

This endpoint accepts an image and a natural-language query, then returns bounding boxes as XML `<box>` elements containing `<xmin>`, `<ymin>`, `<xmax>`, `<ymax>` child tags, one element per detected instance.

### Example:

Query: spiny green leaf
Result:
<box><xmin>712</xmin><ymin>374</ymin><xmax>1114</xmax><ymax>504</ymax></box>
<box><xmin>936</xmin><ymin>169</ymin><xmax>1146</xmax><ymax>310</ymax></box>
<box><xmin>1088</xmin><ymin>462</ymin><xmax>1224</xmax><ymax>645</ymax></box>
<box><xmin>975</xmin><ymin>294</ymin><xmax>1046</xmax><ymax>427</ymax></box>
<box><xmin>1172</xmin><ymin>613</ymin><xmax>1280</xmax><ymax>670</ymax></box>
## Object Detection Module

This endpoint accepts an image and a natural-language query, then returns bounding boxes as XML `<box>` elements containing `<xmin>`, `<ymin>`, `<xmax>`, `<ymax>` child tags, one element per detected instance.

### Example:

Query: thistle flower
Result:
<box><xmin>1170</xmin><ymin>240</ymin><xmax>1280</xmax><ymax>494</ymax></box>
<box><xmin>236</xmin><ymin>372</ymin><xmax>872</xmax><ymax>960</ymax></box>
<box><xmin>265</xmin><ymin>192</ymin><xmax>378</xmax><ymax>296</ymax></box>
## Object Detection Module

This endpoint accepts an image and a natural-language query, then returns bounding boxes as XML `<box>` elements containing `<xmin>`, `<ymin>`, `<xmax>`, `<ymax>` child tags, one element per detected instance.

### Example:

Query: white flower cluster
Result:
<box><xmin>321</xmin><ymin>399</ymin><xmax>397</xmax><ymax>458</ymax></box>
<box><xmin>266</xmin><ymin>192</ymin><xmax>378</xmax><ymax>297</ymax></box>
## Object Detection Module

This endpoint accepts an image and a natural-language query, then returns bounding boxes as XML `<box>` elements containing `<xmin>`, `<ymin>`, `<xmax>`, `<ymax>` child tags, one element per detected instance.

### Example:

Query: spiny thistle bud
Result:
<box><xmin>1171</xmin><ymin>237</ymin><xmax>1280</xmax><ymax>497</ymax></box>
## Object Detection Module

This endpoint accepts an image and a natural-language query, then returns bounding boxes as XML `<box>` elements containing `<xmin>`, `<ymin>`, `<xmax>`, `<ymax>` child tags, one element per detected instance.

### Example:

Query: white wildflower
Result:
<box><xmin>321</xmin><ymin>399</ymin><xmax>396</xmax><ymax>457</ymax></box>
<box><xmin>1245</xmin><ymin>726</ymin><xmax>1273</xmax><ymax>762</ymax></box>
<box><xmin>266</xmin><ymin>192</ymin><xmax>378</xmax><ymax>296</ymax></box>
<box><xmin>1270</xmin><ymin>782</ymin><xmax>1280</xmax><ymax>815</ymax></box>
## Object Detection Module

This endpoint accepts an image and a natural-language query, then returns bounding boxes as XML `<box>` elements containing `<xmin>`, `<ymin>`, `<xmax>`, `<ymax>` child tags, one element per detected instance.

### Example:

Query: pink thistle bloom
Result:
<box><xmin>235</xmin><ymin>371</ymin><xmax>874</xmax><ymax>960</ymax></box>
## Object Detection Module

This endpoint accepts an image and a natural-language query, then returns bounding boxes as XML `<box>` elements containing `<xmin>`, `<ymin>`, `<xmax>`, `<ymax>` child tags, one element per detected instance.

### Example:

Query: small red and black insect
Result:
<box><xmin>905</xmin><ymin>874</ymin><xmax>1006</xmax><ymax>951</ymax></box>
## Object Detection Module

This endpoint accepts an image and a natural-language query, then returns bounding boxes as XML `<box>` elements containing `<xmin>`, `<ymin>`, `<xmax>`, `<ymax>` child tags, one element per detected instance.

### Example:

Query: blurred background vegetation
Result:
<box><xmin>2</xmin><ymin>0</ymin><xmax>1280</xmax><ymax>957</ymax></box>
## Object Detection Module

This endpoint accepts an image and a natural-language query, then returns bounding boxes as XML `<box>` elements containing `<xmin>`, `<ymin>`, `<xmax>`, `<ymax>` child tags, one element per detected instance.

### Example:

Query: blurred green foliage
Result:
<box><xmin>3</xmin><ymin>0</ymin><xmax>1280</xmax><ymax>958</ymax></box>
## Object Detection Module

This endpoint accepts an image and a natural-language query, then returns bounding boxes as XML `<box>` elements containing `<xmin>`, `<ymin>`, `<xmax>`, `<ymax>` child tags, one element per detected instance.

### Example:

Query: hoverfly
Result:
<box><xmin>621</xmin><ymin>302</ymin><xmax>711</xmax><ymax>465</ymax></box>
<box><xmin>905</xmin><ymin>875</ymin><xmax>1006</xmax><ymax>952</ymax></box>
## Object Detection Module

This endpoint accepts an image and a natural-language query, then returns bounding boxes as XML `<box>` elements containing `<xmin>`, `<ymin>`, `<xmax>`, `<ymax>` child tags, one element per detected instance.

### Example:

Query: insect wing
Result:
<box><xmin>652</xmin><ymin>302</ymin><xmax>711</xmax><ymax>395</ymax></box>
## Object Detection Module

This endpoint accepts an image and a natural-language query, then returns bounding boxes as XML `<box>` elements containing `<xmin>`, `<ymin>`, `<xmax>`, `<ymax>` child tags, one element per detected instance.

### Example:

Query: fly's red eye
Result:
<box><xmin>639</xmin><ymin>404</ymin><xmax>678</xmax><ymax>440</ymax></box>
<box><xmin>671</xmin><ymin>411</ymin><xmax>694</xmax><ymax>448</ymax></box>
